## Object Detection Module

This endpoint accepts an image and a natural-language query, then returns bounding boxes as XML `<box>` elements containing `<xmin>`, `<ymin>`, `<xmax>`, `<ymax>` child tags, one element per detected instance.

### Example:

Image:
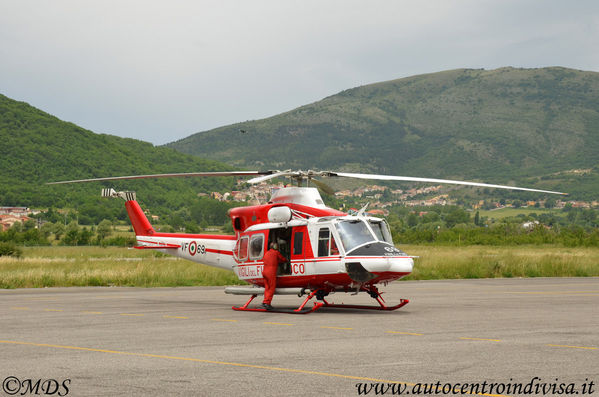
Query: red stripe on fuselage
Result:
<box><xmin>205</xmin><ymin>248</ymin><xmax>234</xmax><ymax>256</ymax></box>
<box><xmin>150</xmin><ymin>233</ymin><xmax>236</xmax><ymax>240</ymax></box>
<box><xmin>345</xmin><ymin>256</ymin><xmax>413</xmax><ymax>260</ymax></box>
<box><xmin>243</xmin><ymin>271</ymin><xmax>411</xmax><ymax>289</ymax></box>
<box><xmin>136</xmin><ymin>239</ymin><xmax>180</xmax><ymax>248</ymax></box>
<box><xmin>234</xmin><ymin>256</ymin><xmax>409</xmax><ymax>266</ymax></box>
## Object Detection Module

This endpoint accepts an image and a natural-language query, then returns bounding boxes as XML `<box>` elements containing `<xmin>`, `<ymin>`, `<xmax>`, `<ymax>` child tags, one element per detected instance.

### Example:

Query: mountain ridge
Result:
<box><xmin>166</xmin><ymin>67</ymin><xmax>599</xmax><ymax>198</ymax></box>
<box><xmin>0</xmin><ymin>93</ymin><xmax>237</xmax><ymax>216</ymax></box>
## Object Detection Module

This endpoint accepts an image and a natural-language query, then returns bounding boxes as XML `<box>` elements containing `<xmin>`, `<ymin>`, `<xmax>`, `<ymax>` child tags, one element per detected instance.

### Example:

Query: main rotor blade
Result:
<box><xmin>47</xmin><ymin>171</ymin><xmax>268</xmax><ymax>185</ymax></box>
<box><xmin>311</xmin><ymin>178</ymin><xmax>336</xmax><ymax>196</ymax></box>
<box><xmin>332</xmin><ymin>172</ymin><xmax>567</xmax><ymax>195</ymax></box>
<box><xmin>246</xmin><ymin>170</ymin><xmax>292</xmax><ymax>184</ymax></box>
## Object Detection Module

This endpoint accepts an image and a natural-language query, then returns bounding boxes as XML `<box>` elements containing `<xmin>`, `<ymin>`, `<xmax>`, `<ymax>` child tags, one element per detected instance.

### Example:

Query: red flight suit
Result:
<box><xmin>262</xmin><ymin>248</ymin><xmax>286</xmax><ymax>305</ymax></box>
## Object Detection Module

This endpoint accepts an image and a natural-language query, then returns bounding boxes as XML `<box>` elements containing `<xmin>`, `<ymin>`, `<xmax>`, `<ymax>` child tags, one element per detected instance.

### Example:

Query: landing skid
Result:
<box><xmin>320</xmin><ymin>299</ymin><xmax>409</xmax><ymax>311</ymax></box>
<box><xmin>232</xmin><ymin>304</ymin><xmax>324</xmax><ymax>314</ymax></box>
<box><xmin>232</xmin><ymin>294</ymin><xmax>324</xmax><ymax>314</ymax></box>
<box><xmin>230</xmin><ymin>286</ymin><xmax>409</xmax><ymax>314</ymax></box>
<box><xmin>320</xmin><ymin>285</ymin><xmax>409</xmax><ymax>311</ymax></box>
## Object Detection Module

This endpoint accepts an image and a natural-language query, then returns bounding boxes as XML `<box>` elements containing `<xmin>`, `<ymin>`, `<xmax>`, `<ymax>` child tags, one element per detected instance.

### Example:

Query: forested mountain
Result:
<box><xmin>0</xmin><ymin>94</ymin><xmax>237</xmax><ymax>221</ymax></box>
<box><xmin>167</xmin><ymin>67</ymin><xmax>599</xmax><ymax>199</ymax></box>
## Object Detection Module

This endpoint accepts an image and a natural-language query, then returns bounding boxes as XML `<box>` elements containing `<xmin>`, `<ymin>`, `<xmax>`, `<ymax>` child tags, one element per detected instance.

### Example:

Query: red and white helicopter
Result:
<box><xmin>50</xmin><ymin>170</ymin><xmax>566</xmax><ymax>314</ymax></box>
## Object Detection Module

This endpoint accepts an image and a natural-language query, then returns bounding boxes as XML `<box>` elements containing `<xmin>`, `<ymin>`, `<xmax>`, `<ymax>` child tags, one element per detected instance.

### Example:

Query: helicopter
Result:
<box><xmin>49</xmin><ymin>170</ymin><xmax>566</xmax><ymax>314</ymax></box>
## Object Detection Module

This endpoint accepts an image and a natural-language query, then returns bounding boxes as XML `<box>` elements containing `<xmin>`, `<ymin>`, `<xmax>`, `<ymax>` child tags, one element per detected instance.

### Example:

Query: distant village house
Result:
<box><xmin>0</xmin><ymin>207</ymin><xmax>34</xmax><ymax>231</ymax></box>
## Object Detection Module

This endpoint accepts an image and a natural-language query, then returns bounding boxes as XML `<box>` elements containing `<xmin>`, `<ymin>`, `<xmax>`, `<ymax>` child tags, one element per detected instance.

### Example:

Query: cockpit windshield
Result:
<box><xmin>334</xmin><ymin>219</ymin><xmax>395</xmax><ymax>252</ymax></box>
<box><xmin>335</xmin><ymin>220</ymin><xmax>376</xmax><ymax>252</ymax></box>
<box><xmin>368</xmin><ymin>220</ymin><xmax>393</xmax><ymax>244</ymax></box>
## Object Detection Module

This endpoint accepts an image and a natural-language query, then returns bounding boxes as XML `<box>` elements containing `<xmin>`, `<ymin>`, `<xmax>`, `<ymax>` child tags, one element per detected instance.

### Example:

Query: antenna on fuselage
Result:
<box><xmin>357</xmin><ymin>202</ymin><xmax>370</xmax><ymax>217</ymax></box>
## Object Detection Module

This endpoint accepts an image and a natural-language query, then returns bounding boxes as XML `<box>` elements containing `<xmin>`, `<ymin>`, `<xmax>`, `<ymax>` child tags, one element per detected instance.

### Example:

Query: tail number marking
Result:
<box><xmin>181</xmin><ymin>241</ymin><xmax>206</xmax><ymax>256</ymax></box>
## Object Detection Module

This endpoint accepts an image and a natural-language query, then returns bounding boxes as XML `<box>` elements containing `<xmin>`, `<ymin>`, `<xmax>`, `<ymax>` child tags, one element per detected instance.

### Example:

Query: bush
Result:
<box><xmin>101</xmin><ymin>236</ymin><xmax>136</xmax><ymax>247</ymax></box>
<box><xmin>0</xmin><ymin>242</ymin><xmax>22</xmax><ymax>258</ymax></box>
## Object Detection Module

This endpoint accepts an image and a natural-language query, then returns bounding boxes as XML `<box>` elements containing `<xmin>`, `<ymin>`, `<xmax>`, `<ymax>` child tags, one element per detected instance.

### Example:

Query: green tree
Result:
<box><xmin>169</xmin><ymin>214</ymin><xmax>185</xmax><ymax>231</ymax></box>
<box><xmin>407</xmin><ymin>213</ymin><xmax>419</xmax><ymax>227</ymax></box>
<box><xmin>184</xmin><ymin>222</ymin><xmax>200</xmax><ymax>233</ymax></box>
<box><xmin>11</xmin><ymin>222</ymin><xmax>23</xmax><ymax>233</ymax></box>
<box><xmin>200</xmin><ymin>219</ymin><xmax>209</xmax><ymax>231</ymax></box>
<box><xmin>544</xmin><ymin>198</ymin><xmax>556</xmax><ymax>209</ymax></box>
<box><xmin>23</xmin><ymin>219</ymin><xmax>36</xmax><ymax>231</ymax></box>
<box><xmin>444</xmin><ymin>208</ymin><xmax>470</xmax><ymax>228</ymax></box>
<box><xmin>77</xmin><ymin>227</ymin><xmax>93</xmax><ymax>245</ymax></box>
<box><xmin>53</xmin><ymin>223</ymin><xmax>65</xmax><ymax>240</ymax></box>
<box><xmin>62</xmin><ymin>221</ymin><xmax>80</xmax><ymax>245</ymax></box>
<box><xmin>96</xmin><ymin>219</ymin><xmax>113</xmax><ymax>240</ymax></box>
<box><xmin>40</xmin><ymin>222</ymin><xmax>55</xmax><ymax>239</ymax></box>
<box><xmin>222</xmin><ymin>220</ymin><xmax>234</xmax><ymax>234</ymax></box>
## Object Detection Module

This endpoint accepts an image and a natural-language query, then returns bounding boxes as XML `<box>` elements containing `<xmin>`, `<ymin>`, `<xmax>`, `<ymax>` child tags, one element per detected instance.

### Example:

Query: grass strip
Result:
<box><xmin>1</xmin><ymin>245</ymin><xmax>598</xmax><ymax>288</ymax></box>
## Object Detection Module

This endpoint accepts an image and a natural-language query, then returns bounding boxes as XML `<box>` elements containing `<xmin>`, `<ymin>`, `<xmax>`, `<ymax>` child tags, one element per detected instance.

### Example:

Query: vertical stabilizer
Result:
<box><xmin>101</xmin><ymin>189</ymin><xmax>154</xmax><ymax>236</ymax></box>
<box><xmin>124</xmin><ymin>200</ymin><xmax>155</xmax><ymax>236</ymax></box>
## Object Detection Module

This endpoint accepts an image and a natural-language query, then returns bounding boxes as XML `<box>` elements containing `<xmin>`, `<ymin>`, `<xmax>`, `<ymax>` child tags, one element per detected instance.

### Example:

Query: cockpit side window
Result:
<box><xmin>369</xmin><ymin>220</ymin><xmax>393</xmax><ymax>244</ymax></box>
<box><xmin>330</xmin><ymin>235</ymin><xmax>339</xmax><ymax>255</ymax></box>
<box><xmin>318</xmin><ymin>227</ymin><xmax>340</xmax><ymax>257</ymax></box>
<box><xmin>318</xmin><ymin>228</ymin><xmax>330</xmax><ymax>257</ymax></box>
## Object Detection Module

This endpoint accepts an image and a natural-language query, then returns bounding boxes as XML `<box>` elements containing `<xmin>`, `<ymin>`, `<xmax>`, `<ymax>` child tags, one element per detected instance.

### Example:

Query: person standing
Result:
<box><xmin>261</xmin><ymin>242</ymin><xmax>286</xmax><ymax>310</ymax></box>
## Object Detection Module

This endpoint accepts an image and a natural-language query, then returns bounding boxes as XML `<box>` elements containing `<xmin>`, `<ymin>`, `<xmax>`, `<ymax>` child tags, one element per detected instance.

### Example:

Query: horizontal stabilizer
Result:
<box><xmin>101</xmin><ymin>189</ymin><xmax>136</xmax><ymax>201</ymax></box>
<box><xmin>134</xmin><ymin>244</ymin><xmax>180</xmax><ymax>250</ymax></box>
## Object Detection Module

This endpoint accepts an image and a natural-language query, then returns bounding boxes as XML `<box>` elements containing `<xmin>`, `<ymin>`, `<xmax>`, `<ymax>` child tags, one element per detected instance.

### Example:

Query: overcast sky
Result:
<box><xmin>1</xmin><ymin>0</ymin><xmax>598</xmax><ymax>145</ymax></box>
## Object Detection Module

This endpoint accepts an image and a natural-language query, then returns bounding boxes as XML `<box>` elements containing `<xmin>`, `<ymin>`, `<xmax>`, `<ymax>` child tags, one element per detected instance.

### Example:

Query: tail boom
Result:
<box><xmin>135</xmin><ymin>234</ymin><xmax>237</xmax><ymax>270</ymax></box>
<box><xmin>121</xmin><ymin>197</ymin><xmax>236</xmax><ymax>270</ymax></box>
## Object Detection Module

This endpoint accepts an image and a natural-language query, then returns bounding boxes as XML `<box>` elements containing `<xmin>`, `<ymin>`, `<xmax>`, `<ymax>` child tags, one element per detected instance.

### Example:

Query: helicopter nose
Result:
<box><xmin>344</xmin><ymin>256</ymin><xmax>413</xmax><ymax>283</ymax></box>
<box><xmin>383</xmin><ymin>256</ymin><xmax>414</xmax><ymax>273</ymax></box>
<box><xmin>345</xmin><ymin>242</ymin><xmax>413</xmax><ymax>275</ymax></box>
<box><xmin>388</xmin><ymin>256</ymin><xmax>414</xmax><ymax>274</ymax></box>
<box><xmin>355</xmin><ymin>256</ymin><xmax>413</xmax><ymax>274</ymax></box>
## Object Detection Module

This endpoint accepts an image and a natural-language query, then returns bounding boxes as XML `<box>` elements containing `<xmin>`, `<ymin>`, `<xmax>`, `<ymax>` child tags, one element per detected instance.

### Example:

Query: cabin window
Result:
<box><xmin>318</xmin><ymin>228</ymin><xmax>340</xmax><ymax>257</ymax></box>
<box><xmin>238</xmin><ymin>236</ymin><xmax>249</xmax><ymax>261</ymax></box>
<box><xmin>249</xmin><ymin>234</ymin><xmax>264</xmax><ymax>260</ymax></box>
<box><xmin>293</xmin><ymin>232</ymin><xmax>303</xmax><ymax>255</ymax></box>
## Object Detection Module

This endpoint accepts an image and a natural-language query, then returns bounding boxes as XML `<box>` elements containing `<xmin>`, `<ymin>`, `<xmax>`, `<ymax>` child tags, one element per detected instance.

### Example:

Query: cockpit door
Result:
<box><xmin>289</xmin><ymin>226</ymin><xmax>309</xmax><ymax>276</ymax></box>
<box><xmin>290</xmin><ymin>226</ymin><xmax>307</xmax><ymax>262</ymax></box>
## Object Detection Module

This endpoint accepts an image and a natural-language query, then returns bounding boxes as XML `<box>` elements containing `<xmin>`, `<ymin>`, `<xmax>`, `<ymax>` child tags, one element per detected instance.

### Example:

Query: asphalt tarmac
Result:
<box><xmin>1</xmin><ymin>277</ymin><xmax>597</xmax><ymax>396</ymax></box>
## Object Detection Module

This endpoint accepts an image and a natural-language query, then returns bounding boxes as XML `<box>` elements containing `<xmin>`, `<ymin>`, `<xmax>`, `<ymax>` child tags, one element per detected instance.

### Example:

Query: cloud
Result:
<box><xmin>1</xmin><ymin>0</ymin><xmax>597</xmax><ymax>144</ymax></box>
